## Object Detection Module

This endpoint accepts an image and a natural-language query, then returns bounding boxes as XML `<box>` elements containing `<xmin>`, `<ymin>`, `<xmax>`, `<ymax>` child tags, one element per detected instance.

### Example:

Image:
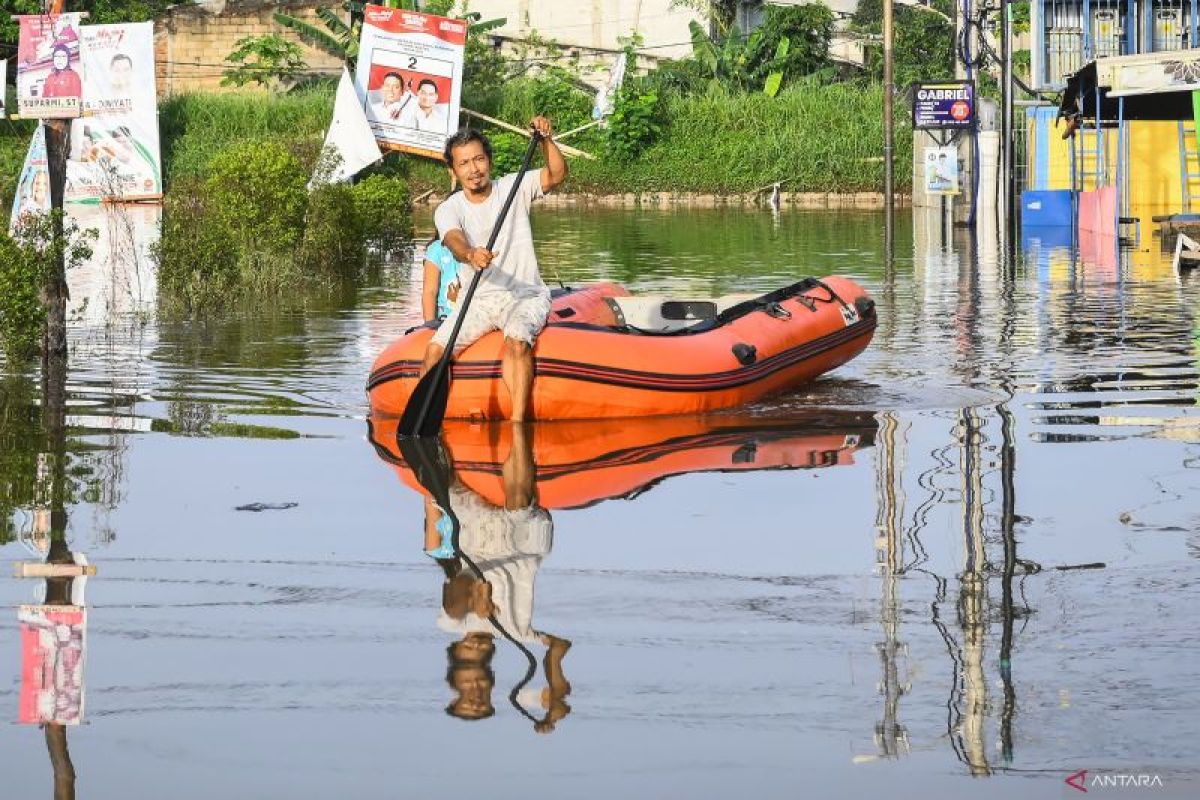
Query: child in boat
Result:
<box><xmin>421</xmin><ymin>235</ymin><xmax>464</xmax><ymax>323</ymax></box>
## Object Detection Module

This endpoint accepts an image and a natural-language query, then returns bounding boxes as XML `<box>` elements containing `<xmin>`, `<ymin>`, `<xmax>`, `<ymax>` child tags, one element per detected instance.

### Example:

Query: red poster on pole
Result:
<box><xmin>16</xmin><ymin>14</ymin><xmax>85</xmax><ymax>119</ymax></box>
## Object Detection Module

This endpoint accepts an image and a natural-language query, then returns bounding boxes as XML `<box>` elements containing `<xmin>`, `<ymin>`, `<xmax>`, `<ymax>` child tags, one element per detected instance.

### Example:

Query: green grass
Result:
<box><xmin>572</xmin><ymin>82</ymin><xmax>912</xmax><ymax>194</ymax></box>
<box><xmin>404</xmin><ymin>80</ymin><xmax>913</xmax><ymax>195</ymax></box>
<box><xmin>159</xmin><ymin>86</ymin><xmax>336</xmax><ymax>181</ymax></box>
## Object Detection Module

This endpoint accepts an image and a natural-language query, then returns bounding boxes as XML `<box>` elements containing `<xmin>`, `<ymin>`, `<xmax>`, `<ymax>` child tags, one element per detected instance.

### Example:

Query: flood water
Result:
<box><xmin>1</xmin><ymin>206</ymin><xmax>1198</xmax><ymax>798</ymax></box>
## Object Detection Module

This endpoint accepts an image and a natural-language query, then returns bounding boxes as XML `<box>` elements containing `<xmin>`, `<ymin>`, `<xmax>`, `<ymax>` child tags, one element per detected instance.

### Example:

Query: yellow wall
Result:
<box><xmin>1033</xmin><ymin>118</ymin><xmax>1190</xmax><ymax>217</ymax></box>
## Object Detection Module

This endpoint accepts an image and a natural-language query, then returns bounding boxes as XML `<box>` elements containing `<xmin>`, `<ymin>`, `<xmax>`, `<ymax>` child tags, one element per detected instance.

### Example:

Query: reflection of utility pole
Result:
<box><xmin>957</xmin><ymin>408</ymin><xmax>990</xmax><ymax>776</ymax></box>
<box><xmin>873</xmin><ymin>413</ymin><xmax>909</xmax><ymax>759</ymax></box>
<box><xmin>42</xmin><ymin>309</ymin><xmax>79</xmax><ymax>800</ymax></box>
<box><xmin>997</xmin><ymin>402</ymin><xmax>1018</xmax><ymax>765</ymax></box>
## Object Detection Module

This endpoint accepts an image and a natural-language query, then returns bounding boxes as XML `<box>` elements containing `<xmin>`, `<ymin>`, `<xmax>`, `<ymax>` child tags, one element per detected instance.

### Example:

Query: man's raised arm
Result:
<box><xmin>532</xmin><ymin>115</ymin><xmax>568</xmax><ymax>193</ymax></box>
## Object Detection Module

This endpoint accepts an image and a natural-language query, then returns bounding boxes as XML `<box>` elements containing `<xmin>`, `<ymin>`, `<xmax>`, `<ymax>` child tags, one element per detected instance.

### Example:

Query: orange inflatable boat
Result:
<box><xmin>368</xmin><ymin>412</ymin><xmax>876</xmax><ymax>510</ymax></box>
<box><xmin>367</xmin><ymin>276</ymin><xmax>876</xmax><ymax>420</ymax></box>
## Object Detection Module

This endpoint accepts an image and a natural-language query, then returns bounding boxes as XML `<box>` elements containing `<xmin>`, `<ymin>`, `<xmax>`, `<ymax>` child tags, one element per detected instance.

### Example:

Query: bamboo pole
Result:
<box><xmin>460</xmin><ymin>107</ymin><xmax>596</xmax><ymax>159</ymax></box>
<box><xmin>13</xmin><ymin>563</ymin><xmax>97</xmax><ymax>579</ymax></box>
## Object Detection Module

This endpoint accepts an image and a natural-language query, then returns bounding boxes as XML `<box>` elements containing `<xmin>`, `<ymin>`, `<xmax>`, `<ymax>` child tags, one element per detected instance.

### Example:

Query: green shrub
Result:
<box><xmin>222</xmin><ymin>33</ymin><xmax>308</xmax><ymax>89</ymax></box>
<box><xmin>204</xmin><ymin>140</ymin><xmax>308</xmax><ymax>250</ymax></box>
<box><xmin>302</xmin><ymin>182</ymin><xmax>364</xmax><ymax>274</ymax></box>
<box><xmin>154</xmin><ymin>180</ymin><xmax>240</xmax><ymax>309</ymax></box>
<box><xmin>0</xmin><ymin>235</ymin><xmax>44</xmax><ymax>361</ymax></box>
<box><xmin>352</xmin><ymin>175</ymin><xmax>412</xmax><ymax>254</ymax></box>
<box><xmin>498</xmin><ymin>73</ymin><xmax>592</xmax><ymax>134</ymax></box>
<box><xmin>0</xmin><ymin>214</ymin><xmax>94</xmax><ymax>361</ymax></box>
<box><xmin>605</xmin><ymin>82</ymin><xmax>663</xmax><ymax>162</ymax></box>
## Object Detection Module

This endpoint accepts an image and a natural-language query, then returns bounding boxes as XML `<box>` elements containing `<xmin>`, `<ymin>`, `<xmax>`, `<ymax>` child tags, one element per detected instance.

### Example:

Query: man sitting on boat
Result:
<box><xmin>419</xmin><ymin>118</ymin><xmax>568</xmax><ymax>422</ymax></box>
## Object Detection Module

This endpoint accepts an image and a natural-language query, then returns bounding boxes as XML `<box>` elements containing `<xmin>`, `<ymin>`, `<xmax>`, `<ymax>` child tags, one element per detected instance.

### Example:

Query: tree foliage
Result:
<box><xmin>853</xmin><ymin>0</ymin><xmax>956</xmax><ymax>87</ymax></box>
<box><xmin>1</xmin><ymin>0</ymin><xmax>182</xmax><ymax>53</ymax></box>
<box><xmin>649</xmin><ymin>3</ymin><xmax>833</xmax><ymax>97</ymax></box>
<box><xmin>222</xmin><ymin>34</ymin><xmax>308</xmax><ymax>89</ymax></box>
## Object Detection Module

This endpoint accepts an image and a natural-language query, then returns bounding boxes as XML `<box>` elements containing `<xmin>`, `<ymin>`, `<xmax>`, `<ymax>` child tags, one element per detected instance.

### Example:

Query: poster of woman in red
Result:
<box><xmin>354</xmin><ymin>4</ymin><xmax>466</xmax><ymax>160</ymax></box>
<box><xmin>16</xmin><ymin>13</ymin><xmax>85</xmax><ymax>119</ymax></box>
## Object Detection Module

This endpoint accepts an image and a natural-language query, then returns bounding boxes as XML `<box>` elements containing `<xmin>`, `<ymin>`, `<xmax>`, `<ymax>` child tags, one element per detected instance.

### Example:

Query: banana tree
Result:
<box><xmin>274</xmin><ymin>1</ymin><xmax>505</xmax><ymax>70</ymax></box>
<box><xmin>686</xmin><ymin>20</ymin><xmax>791</xmax><ymax>96</ymax></box>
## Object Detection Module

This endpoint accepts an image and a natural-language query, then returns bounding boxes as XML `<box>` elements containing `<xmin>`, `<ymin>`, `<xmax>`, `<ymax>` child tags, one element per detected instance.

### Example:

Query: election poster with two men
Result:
<box><xmin>354</xmin><ymin>4</ymin><xmax>466</xmax><ymax>160</ymax></box>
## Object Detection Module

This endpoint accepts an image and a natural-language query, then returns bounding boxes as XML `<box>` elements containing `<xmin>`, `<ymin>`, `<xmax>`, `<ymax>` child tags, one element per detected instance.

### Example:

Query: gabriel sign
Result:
<box><xmin>912</xmin><ymin>81</ymin><xmax>975</xmax><ymax>130</ymax></box>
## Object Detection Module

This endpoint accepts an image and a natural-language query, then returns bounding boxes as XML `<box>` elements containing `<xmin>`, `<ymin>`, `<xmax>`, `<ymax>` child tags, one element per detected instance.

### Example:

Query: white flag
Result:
<box><xmin>310</xmin><ymin>67</ymin><xmax>384</xmax><ymax>188</ymax></box>
<box><xmin>592</xmin><ymin>52</ymin><xmax>627</xmax><ymax>121</ymax></box>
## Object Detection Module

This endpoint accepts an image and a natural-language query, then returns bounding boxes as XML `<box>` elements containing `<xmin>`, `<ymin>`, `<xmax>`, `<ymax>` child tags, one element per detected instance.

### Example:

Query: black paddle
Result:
<box><xmin>399</xmin><ymin>131</ymin><xmax>544</xmax><ymax>438</ymax></box>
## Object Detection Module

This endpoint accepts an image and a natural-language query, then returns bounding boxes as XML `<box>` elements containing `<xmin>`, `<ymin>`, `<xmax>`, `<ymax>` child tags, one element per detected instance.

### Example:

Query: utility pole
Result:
<box><xmin>1000</xmin><ymin>0</ymin><xmax>1016</xmax><ymax>236</ymax></box>
<box><xmin>883</xmin><ymin>0</ymin><xmax>895</xmax><ymax>261</ymax></box>
<box><xmin>43</xmin><ymin>0</ymin><xmax>71</xmax><ymax>364</ymax></box>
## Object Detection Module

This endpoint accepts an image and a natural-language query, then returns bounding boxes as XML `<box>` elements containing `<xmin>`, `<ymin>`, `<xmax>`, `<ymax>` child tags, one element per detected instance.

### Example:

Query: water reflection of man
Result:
<box><xmin>445</xmin><ymin>634</ymin><xmax>496</xmax><ymax>720</ymax></box>
<box><xmin>426</xmin><ymin>424</ymin><xmax>573</xmax><ymax>731</ymax></box>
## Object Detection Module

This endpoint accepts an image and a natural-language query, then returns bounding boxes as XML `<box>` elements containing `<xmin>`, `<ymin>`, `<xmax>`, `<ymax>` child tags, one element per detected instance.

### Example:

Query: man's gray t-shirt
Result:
<box><xmin>434</xmin><ymin>169</ymin><xmax>546</xmax><ymax>298</ymax></box>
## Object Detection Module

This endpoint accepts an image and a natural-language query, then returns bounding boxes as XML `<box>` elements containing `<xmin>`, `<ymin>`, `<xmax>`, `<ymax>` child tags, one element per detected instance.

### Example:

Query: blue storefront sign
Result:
<box><xmin>912</xmin><ymin>81</ymin><xmax>975</xmax><ymax>130</ymax></box>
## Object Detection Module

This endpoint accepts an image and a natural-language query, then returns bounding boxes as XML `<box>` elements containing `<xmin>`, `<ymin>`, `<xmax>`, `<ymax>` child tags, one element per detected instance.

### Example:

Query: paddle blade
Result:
<box><xmin>398</xmin><ymin>365</ymin><xmax>451</xmax><ymax>437</ymax></box>
<box><xmin>396</xmin><ymin>435</ymin><xmax>455</xmax><ymax>509</ymax></box>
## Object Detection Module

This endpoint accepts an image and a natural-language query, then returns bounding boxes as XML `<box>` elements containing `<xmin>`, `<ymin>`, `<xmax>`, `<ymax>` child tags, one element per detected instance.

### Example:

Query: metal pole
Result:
<box><xmin>1002</xmin><ymin>0</ymin><xmax>1015</xmax><ymax>232</ymax></box>
<box><xmin>884</xmin><ymin>0</ymin><xmax>895</xmax><ymax>261</ymax></box>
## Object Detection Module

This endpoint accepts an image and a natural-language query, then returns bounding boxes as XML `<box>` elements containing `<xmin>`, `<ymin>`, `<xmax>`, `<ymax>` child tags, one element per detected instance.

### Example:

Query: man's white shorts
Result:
<box><xmin>430</xmin><ymin>290</ymin><xmax>552</xmax><ymax>353</ymax></box>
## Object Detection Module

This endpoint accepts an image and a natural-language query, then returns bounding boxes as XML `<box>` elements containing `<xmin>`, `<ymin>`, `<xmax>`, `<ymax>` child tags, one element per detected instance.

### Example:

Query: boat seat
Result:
<box><xmin>606</xmin><ymin>294</ymin><xmax>759</xmax><ymax>333</ymax></box>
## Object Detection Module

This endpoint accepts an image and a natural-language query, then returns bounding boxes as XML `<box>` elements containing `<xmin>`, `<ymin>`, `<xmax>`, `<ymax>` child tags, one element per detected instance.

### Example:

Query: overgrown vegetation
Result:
<box><xmin>397</xmin><ymin>80</ymin><xmax>909</xmax><ymax>194</ymax></box>
<box><xmin>221</xmin><ymin>33</ymin><xmax>308</xmax><ymax>89</ymax></box>
<box><xmin>852</xmin><ymin>0</ymin><xmax>956</xmax><ymax>87</ymax></box>
<box><xmin>158</xmin><ymin>89</ymin><xmax>334</xmax><ymax>181</ymax></box>
<box><xmin>1</xmin><ymin>109</ymin><xmax>36</xmax><ymax>212</ymax></box>
<box><xmin>0</xmin><ymin>213</ymin><xmax>95</xmax><ymax>361</ymax></box>
<box><xmin>154</xmin><ymin>138</ymin><xmax>410</xmax><ymax>311</ymax></box>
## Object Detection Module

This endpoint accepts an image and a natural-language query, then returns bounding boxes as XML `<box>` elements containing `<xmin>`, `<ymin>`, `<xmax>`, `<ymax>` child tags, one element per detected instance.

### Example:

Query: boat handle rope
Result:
<box><xmin>807</xmin><ymin>279</ymin><xmax>855</xmax><ymax>318</ymax></box>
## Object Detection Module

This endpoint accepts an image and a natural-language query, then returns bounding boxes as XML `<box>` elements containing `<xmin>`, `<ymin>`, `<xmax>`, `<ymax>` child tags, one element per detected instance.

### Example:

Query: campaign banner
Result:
<box><xmin>16</xmin><ymin>13</ymin><xmax>84</xmax><ymax>119</ymax></box>
<box><xmin>18</xmin><ymin>605</ymin><xmax>87</xmax><ymax>726</ymax></box>
<box><xmin>9</xmin><ymin>123</ymin><xmax>51</xmax><ymax>236</ymax></box>
<box><xmin>66</xmin><ymin>22</ymin><xmax>162</xmax><ymax>203</ymax></box>
<box><xmin>912</xmin><ymin>81</ymin><xmax>974</xmax><ymax>130</ymax></box>
<box><xmin>923</xmin><ymin>146</ymin><xmax>960</xmax><ymax>196</ymax></box>
<box><xmin>355</xmin><ymin>4</ymin><xmax>466</xmax><ymax>159</ymax></box>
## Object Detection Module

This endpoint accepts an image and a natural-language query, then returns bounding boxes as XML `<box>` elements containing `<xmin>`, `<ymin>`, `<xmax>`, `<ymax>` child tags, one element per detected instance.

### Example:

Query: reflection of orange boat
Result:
<box><xmin>367</xmin><ymin>277</ymin><xmax>876</xmax><ymax>420</ymax></box>
<box><xmin>368</xmin><ymin>412</ymin><xmax>876</xmax><ymax>509</ymax></box>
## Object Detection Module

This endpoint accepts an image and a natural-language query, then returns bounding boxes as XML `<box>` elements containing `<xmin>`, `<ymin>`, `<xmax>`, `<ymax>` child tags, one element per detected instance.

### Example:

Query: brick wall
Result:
<box><xmin>155</xmin><ymin>1</ymin><xmax>346</xmax><ymax>95</ymax></box>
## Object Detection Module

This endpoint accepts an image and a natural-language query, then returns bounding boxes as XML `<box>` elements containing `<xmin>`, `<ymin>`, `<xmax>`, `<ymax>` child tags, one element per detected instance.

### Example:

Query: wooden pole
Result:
<box><xmin>43</xmin><ymin>0</ymin><xmax>70</xmax><ymax>363</ymax></box>
<box><xmin>461</xmin><ymin>108</ymin><xmax>596</xmax><ymax>159</ymax></box>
